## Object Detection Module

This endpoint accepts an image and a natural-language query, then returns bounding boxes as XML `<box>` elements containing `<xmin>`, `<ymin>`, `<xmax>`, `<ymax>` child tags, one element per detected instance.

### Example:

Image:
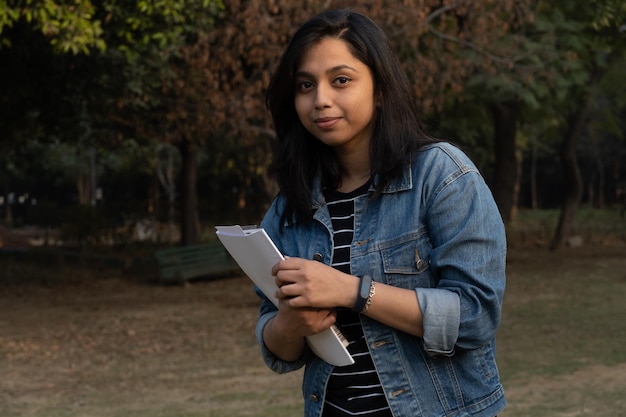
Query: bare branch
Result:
<box><xmin>426</xmin><ymin>3</ymin><xmax>528</xmax><ymax>65</ymax></box>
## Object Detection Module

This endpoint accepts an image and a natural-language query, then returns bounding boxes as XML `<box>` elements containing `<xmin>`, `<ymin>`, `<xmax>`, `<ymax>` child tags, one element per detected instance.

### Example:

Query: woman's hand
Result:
<box><xmin>264</xmin><ymin>257</ymin><xmax>425</xmax><ymax>362</ymax></box>
<box><xmin>272</xmin><ymin>257</ymin><xmax>359</xmax><ymax>309</ymax></box>
<box><xmin>263</xmin><ymin>257</ymin><xmax>349</xmax><ymax>362</ymax></box>
<box><xmin>272</xmin><ymin>300</ymin><xmax>337</xmax><ymax>339</ymax></box>
<box><xmin>273</xmin><ymin>257</ymin><xmax>424</xmax><ymax>337</ymax></box>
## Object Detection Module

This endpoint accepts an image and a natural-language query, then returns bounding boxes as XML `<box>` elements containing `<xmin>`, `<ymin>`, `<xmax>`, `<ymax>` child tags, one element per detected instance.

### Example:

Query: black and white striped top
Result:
<box><xmin>322</xmin><ymin>182</ymin><xmax>392</xmax><ymax>417</ymax></box>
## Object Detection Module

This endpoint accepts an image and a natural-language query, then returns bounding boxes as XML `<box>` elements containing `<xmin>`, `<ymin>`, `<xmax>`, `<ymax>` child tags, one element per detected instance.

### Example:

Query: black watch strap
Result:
<box><xmin>352</xmin><ymin>275</ymin><xmax>372</xmax><ymax>313</ymax></box>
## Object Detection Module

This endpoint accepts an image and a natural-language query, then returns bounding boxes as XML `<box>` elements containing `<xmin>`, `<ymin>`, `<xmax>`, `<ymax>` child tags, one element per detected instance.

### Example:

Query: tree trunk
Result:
<box><xmin>550</xmin><ymin>67</ymin><xmax>606</xmax><ymax>251</ymax></box>
<box><xmin>156</xmin><ymin>146</ymin><xmax>177</xmax><ymax>243</ymax></box>
<box><xmin>77</xmin><ymin>171</ymin><xmax>90</xmax><ymax>206</ymax></box>
<box><xmin>550</xmin><ymin>129</ymin><xmax>584</xmax><ymax>250</ymax></box>
<box><xmin>89</xmin><ymin>147</ymin><xmax>97</xmax><ymax>206</ymax></box>
<box><xmin>178</xmin><ymin>138</ymin><xmax>199</xmax><ymax>246</ymax></box>
<box><xmin>530</xmin><ymin>136</ymin><xmax>539</xmax><ymax>209</ymax></box>
<box><xmin>3</xmin><ymin>178</ymin><xmax>12</xmax><ymax>226</ymax></box>
<box><xmin>492</xmin><ymin>100</ymin><xmax>520</xmax><ymax>224</ymax></box>
<box><xmin>591</xmin><ymin>135</ymin><xmax>605</xmax><ymax>209</ymax></box>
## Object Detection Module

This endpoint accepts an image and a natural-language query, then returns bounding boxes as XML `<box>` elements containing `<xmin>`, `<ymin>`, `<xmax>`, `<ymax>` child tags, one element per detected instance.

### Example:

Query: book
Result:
<box><xmin>215</xmin><ymin>225</ymin><xmax>354</xmax><ymax>367</ymax></box>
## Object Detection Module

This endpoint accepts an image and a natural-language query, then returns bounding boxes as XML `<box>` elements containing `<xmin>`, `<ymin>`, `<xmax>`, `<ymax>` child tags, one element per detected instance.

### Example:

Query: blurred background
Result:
<box><xmin>0</xmin><ymin>0</ymin><xmax>624</xmax><ymax>253</ymax></box>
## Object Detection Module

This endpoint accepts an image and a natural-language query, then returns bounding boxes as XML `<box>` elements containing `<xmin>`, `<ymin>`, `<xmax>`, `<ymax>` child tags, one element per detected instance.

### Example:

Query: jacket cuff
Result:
<box><xmin>416</xmin><ymin>288</ymin><xmax>460</xmax><ymax>357</ymax></box>
<box><xmin>256</xmin><ymin>311</ymin><xmax>307</xmax><ymax>373</ymax></box>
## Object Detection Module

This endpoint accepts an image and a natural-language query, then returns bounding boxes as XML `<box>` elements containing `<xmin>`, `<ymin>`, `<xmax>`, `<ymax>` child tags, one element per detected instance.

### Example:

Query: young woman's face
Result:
<box><xmin>294</xmin><ymin>37</ymin><xmax>376</xmax><ymax>154</ymax></box>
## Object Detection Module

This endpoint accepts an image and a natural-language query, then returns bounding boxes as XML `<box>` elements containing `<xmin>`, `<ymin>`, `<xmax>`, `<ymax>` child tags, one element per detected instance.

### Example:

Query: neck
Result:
<box><xmin>337</xmin><ymin>166</ymin><xmax>371</xmax><ymax>193</ymax></box>
<box><xmin>333</xmin><ymin>140</ymin><xmax>371</xmax><ymax>193</ymax></box>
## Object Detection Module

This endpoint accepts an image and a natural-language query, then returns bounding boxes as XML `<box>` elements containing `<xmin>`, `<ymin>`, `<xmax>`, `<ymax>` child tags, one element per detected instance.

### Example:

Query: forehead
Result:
<box><xmin>297</xmin><ymin>37</ymin><xmax>364</xmax><ymax>72</ymax></box>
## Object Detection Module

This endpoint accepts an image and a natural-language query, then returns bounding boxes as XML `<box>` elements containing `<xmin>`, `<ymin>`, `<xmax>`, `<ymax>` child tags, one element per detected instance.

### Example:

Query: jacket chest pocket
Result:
<box><xmin>379</xmin><ymin>231</ymin><xmax>435</xmax><ymax>289</ymax></box>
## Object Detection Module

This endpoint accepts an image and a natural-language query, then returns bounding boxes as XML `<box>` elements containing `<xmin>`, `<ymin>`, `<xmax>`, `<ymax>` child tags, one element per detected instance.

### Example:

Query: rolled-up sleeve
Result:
<box><xmin>420</xmin><ymin>147</ymin><xmax>506</xmax><ymax>353</ymax></box>
<box><xmin>255</xmin><ymin>294</ymin><xmax>308</xmax><ymax>374</ymax></box>
<box><xmin>416</xmin><ymin>288</ymin><xmax>460</xmax><ymax>356</ymax></box>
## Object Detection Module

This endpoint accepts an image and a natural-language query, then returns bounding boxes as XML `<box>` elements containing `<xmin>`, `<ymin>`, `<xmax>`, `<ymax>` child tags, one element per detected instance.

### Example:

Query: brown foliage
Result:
<box><xmin>109</xmin><ymin>0</ymin><xmax>536</xmax><ymax>229</ymax></box>
<box><xmin>177</xmin><ymin>0</ymin><xmax>535</xmax><ymax>145</ymax></box>
<box><xmin>138</xmin><ymin>0</ymin><xmax>535</xmax><ymax>217</ymax></box>
<box><xmin>115</xmin><ymin>0</ymin><xmax>535</xmax><ymax>148</ymax></box>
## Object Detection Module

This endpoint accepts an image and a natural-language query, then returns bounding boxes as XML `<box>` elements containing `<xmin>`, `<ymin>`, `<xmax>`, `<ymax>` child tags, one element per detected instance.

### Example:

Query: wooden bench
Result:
<box><xmin>154</xmin><ymin>241</ymin><xmax>239</xmax><ymax>283</ymax></box>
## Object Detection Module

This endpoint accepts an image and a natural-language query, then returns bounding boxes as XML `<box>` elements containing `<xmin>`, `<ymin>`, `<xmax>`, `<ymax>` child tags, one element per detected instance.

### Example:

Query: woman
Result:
<box><xmin>256</xmin><ymin>8</ymin><xmax>507</xmax><ymax>417</ymax></box>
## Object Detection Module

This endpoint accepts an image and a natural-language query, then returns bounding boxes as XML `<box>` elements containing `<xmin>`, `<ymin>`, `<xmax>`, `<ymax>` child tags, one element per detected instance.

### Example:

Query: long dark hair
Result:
<box><xmin>267</xmin><ymin>8</ymin><xmax>435</xmax><ymax>225</ymax></box>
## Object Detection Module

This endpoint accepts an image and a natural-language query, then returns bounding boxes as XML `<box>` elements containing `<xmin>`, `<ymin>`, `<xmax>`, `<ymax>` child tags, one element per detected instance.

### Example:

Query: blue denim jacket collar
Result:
<box><xmin>310</xmin><ymin>161</ymin><xmax>414</xmax><ymax>208</ymax></box>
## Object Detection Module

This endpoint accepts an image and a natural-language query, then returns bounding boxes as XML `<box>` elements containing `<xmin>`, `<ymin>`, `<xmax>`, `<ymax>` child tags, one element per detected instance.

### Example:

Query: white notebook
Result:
<box><xmin>215</xmin><ymin>225</ymin><xmax>354</xmax><ymax>366</ymax></box>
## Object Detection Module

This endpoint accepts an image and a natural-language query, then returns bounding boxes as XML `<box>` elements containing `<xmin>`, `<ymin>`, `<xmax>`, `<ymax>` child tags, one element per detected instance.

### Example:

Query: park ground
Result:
<box><xmin>1</xmin><ymin>239</ymin><xmax>625</xmax><ymax>417</ymax></box>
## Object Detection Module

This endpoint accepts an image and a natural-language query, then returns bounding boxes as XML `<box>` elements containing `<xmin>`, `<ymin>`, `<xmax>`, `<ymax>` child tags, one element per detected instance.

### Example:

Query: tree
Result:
<box><xmin>373</xmin><ymin>0</ymin><xmax>535</xmax><ymax>223</ymax></box>
<box><xmin>216</xmin><ymin>0</ymin><xmax>539</xmax><ymax>222</ymax></box>
<box><xmin>1</xmin><ymin>0</ymin><xmax>224</xmax><ymax>244</ymax></box>
<box><xmin>540</xmin><ymin>0</ymin><xmax>625</xmax><ymax>250</ymax></box>
<box><xmin>3</xmin><ymin>0</ymin><xmax>622</xmax><ymax>249</ymax></box>
<box><xmin>389</xmin><ymin>0</ymin><xmax>626</xmax><ymax>238</ymax></box>
<box><xmin>168</xmin><ymin>0</ymin><xmax>540</xmax><ymax>229</ymax></box>
<box><xmin>102</xmin><ymin>0</ymin><xmax>225</xmax><ymax>245</ymax></box>
<box><xmin>0</xmin><ymin>0</ymin><xmax>107</xmax><ymax>225</ymax></box>
<box><xmin>0</xmin><ymin>0</ymin><xmax>105</xmax><ymax>54</ymax></box>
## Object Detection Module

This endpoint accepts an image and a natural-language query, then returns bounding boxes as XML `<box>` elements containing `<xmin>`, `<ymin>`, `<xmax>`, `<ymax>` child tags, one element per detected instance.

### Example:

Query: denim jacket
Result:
<box><xmin>256</xmin><ymin>142</ymin><xmax>507</xmax><ymax>417</ymax></box>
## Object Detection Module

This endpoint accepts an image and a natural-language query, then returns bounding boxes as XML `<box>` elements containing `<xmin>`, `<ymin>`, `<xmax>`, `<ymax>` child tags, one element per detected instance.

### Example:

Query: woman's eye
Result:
<box><xmin>297</xmin><ymin>81</ymin><xmax>313</xmax><ymax>91</ymax></box>
<box><xmin>334</xmin><ymin>77</ymin><xmax>351</xmax><ymax>85</ymax></box>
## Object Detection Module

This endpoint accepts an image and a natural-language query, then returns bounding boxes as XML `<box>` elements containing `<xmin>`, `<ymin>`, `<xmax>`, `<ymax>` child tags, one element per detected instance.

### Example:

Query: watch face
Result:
<box><xmin>360</xmin><ymin>286</ymin><xmax>369</xmax><ymax>298</ymax></box>
<box><xmin>360</xmin><ymin>275</ymin><xmax>372</xmax><ymax>298</ymax></box>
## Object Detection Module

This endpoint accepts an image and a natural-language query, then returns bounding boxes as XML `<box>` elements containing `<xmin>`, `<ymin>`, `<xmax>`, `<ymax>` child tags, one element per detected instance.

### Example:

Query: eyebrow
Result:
<box><xmin>295</xmin><ymin>64</ymin><xmax>359</xmax><ymax>78</ymax></box>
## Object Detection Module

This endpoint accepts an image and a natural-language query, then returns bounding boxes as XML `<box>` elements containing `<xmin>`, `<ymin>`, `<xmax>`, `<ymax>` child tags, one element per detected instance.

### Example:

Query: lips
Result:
<box><xmin>314</xmin><ymin>117</ymin><xmax>341</xmax><ymax>129</ymax></box>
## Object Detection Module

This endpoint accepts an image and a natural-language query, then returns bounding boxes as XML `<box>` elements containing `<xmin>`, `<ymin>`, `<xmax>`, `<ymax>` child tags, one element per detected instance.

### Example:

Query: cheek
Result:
<box><xmin>294</xmin><ymin>98</ymin><xmax>313</xmax><ymax>129</ymax></box>
<box><xmin>294</xmin><ymin>96</ymin><xmax>307</xmax><ymax>118</ymax></box>
<box><xmin>353</xmin><ymin>96</ymin><xmax>375</xmax><ymax>124</ymax></box>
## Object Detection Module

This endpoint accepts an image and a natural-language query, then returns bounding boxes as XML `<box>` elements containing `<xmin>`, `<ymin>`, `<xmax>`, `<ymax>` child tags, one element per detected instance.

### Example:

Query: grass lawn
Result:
<box><xmin>498</xmin><ymin>245</ymin><xmax>626</xmax><ymax>417</ymax></box>
<box><xmin>1</xmin><ymin>209</ymin><xmax>625</xmax><ymax>417</ymax></box>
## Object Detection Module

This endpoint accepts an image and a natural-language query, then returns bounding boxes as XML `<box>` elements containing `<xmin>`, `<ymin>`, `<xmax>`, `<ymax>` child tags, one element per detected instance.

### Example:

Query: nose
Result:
<box><xmin>314</xmin><ymin>84</ymin><xmax>332</xmax><ymax>109</ymax></box>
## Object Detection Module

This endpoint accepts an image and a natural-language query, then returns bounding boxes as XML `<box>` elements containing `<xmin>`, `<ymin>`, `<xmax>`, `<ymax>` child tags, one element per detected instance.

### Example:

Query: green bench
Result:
<box><xmin>154</xmin><ymin>242</ymin><xmax>239</xmax><ymax>283</ymax></box>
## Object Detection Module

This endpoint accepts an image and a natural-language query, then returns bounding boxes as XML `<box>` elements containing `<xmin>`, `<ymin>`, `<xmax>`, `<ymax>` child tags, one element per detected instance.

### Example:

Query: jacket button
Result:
<box><xmin>313</xmin><ymin>253</ymin><xmax>323</xmax><ymax>262</ymax></box>
<box><xmin>309</xmin><ymin>394</ymin><xmax>320</xmax><ymax>402</ymax></box>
